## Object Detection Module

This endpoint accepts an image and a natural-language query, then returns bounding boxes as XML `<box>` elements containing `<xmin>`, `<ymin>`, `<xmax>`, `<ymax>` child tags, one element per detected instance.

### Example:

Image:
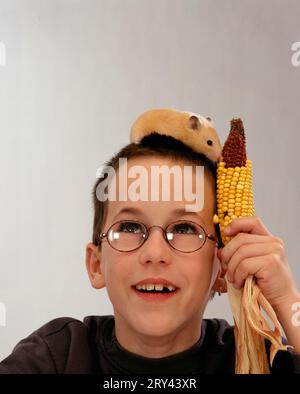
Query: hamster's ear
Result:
<box><xmin>188</xmin><ymin>115</ymin><xmax>202</xmax><ymax>131</ymax></box>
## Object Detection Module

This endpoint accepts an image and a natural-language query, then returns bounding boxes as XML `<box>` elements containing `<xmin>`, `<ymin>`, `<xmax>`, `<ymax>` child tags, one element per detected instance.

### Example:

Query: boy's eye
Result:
<box><xmin>118</xmin><ymin>221</ymin><xmax>142</xmax><ymax>233</ymax></box>
<box><xmin>171</xmin><ymin>222</ymin><xmax>198</xmax><ymax>234</ymax></box>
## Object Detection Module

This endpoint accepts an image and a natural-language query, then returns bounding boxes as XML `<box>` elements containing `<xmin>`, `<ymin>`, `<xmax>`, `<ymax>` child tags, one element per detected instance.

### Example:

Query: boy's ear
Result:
<box><xmin>211</xmin><ymin>247</ymin><xmax>227</xmax><ymax>294</ymax></box>
<box><xmin>85</xmin><ymin>243</ymin><xmax>106</xmax><ymax>289</ymax></box>
<box><xmin>211</xmin><ymin>270</ymin><xmax>227</xmax><ymax>294</ymax></box>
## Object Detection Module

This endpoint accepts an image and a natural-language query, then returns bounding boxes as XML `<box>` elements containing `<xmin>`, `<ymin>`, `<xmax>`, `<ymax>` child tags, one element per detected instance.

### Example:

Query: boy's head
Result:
<box><xmin>85</xmin><ymin>134</ymin><xmax>226</xmax><ymax>353</ymax></box>
<box><xmin>91</xmin><ymin>134</ymin><xmax>220</xmax><ymax>246</ymax></box>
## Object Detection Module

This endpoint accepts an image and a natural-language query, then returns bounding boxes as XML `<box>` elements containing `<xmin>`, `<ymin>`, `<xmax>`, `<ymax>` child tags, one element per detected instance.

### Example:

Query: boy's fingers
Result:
<box><xmin>225</xmin><ymin>241</ymin><xmax>283</xmax><ymax>282</ymax></box>
<box><xmin>221</xmin><ymin>234</ymin><xmax>273</xmax><ymax>265</ymax></box>
<box><xmin>225</xmin><ymin>216</ymin><xmax>272</xmax><ymax>237</ymax></box>
<box><xmin>230</xmin><ymin>256</ymin><xmax>264</xmax><ymax>289</ymax></box>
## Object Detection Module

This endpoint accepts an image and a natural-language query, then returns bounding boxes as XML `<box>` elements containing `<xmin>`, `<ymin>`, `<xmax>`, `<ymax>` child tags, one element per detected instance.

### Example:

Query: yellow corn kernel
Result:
<box><xmin>215</xmin><ymin>159</ymin><xmax>255</xmax><ymax>245</ymax></box>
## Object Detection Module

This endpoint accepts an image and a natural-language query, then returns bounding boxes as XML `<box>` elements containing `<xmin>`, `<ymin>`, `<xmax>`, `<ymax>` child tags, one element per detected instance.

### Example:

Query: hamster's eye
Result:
<box><xmin>206</xmin><ymin>117</ymin><xmax>212</xmax><ymax>121</ymax></box>
<box><xmin>207</xmin><ymin>140</ymin><xmax>213</xmax><ymax>146</ymax></box>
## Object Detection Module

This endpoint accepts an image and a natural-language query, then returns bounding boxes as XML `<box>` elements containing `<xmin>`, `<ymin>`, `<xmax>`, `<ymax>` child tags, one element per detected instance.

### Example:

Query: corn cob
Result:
<box><xmin>213</xmin><ymin>119</ymin><xmax>291</xmax><ymax>374</ymax></box>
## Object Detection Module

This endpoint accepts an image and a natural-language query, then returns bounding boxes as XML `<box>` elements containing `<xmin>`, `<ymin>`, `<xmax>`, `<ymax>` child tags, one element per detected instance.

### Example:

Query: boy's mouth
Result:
<box><xmin>131</xmin><ymin>277</ymin><xmax>180</xmax><ymax>300</ymax></box>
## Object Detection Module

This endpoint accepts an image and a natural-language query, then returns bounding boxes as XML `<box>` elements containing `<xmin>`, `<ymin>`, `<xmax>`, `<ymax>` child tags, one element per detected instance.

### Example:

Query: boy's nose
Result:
<box><xmin>138</xmin><ymin>227</ymin><xmax>172</xmax><ymax>265</ymax></box>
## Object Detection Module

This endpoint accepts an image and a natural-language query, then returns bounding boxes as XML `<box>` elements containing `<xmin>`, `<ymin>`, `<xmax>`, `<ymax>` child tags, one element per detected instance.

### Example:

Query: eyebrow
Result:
<box><xmin>168</xmin><ymin>208</ymin><xmax>208</xmax><ymax>227</ymax></box>
<box><xmin>112</xmin><ymin>207</ymin><xmax>207</xmax><ymax>226</ymax></box>
<box><xmin>112</xmin><ymin>207</ymin><xmax>145</xmax><ymax>222</ymax></box>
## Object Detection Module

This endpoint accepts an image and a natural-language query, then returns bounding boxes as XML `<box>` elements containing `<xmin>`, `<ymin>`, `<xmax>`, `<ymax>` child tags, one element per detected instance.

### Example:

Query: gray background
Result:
<box><xmin>0</xmin><ymin>0</ymin><xmax>299</xmax><ymax>360</ymax></box>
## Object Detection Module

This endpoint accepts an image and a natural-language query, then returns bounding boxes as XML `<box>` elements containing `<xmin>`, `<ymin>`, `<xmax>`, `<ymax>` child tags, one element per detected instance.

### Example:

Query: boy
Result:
<box><xmin>1</xmin><ymin>134</ymin><xmax>300</xmax><ymax>373</ymax></box>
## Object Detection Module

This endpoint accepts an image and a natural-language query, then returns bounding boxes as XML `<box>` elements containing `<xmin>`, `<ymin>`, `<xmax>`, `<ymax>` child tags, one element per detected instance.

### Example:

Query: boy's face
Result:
<box><xmin>86</xmin><ymin>156</ymin><xmax>220</xmax><ymax>353</ymax></box>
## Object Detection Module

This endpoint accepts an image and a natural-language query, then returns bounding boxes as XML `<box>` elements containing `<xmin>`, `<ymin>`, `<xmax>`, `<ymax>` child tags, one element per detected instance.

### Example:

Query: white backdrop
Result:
<box><xmin>0</xmin><ymin>0</ymin><xmax>300</xmax><ymax>360</ymax></box>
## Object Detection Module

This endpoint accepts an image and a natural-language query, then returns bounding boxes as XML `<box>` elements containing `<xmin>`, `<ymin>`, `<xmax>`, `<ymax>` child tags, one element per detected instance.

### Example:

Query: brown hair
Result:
<box><xmin>91</xmin><ymin>133</ymin><xmax>221</xmax><ymax>248</ymax></box>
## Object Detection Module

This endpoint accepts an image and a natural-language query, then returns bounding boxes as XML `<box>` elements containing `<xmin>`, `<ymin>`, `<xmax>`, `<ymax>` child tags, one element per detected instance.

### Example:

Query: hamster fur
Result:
<box><xmin>130</xmin><ymin>108</ymin><xmax>222</xmax><ymax>162</ymax></box>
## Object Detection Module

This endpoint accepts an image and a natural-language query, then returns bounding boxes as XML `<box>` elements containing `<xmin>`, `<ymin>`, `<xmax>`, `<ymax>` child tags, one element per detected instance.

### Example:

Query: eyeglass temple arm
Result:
<box><xmin>98</xmin><ymin>233</ymin><xmax>107</xmax><ymax>245</ymax></box>
<box><xmin>207</xmin><ymin>234</ymin><xmax>220</xmax><ymax>247</ymax></box>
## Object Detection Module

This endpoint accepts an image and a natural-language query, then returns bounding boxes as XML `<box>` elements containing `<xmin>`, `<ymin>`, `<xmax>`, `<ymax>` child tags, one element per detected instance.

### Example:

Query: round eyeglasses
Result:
<box><xmin>99</xmin><ymin>219</ymin><xmax>217</xmax><ymax>253</ymax></box>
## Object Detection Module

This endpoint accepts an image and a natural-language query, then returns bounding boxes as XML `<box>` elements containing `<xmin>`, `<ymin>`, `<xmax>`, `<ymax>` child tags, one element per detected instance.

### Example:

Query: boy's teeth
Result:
<box><xmin>135</xmin><ymin>284</ymin><xmax>176</xmax><ymax>291</ymax></box>
<box><xmin>135</xmin><ymin>284</ymin><xmax>146</xmax><ymax>290</ymax></box>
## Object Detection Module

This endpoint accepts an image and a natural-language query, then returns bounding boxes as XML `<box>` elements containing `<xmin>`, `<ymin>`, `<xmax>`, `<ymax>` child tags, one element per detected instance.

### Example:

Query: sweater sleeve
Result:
<box><xmin>0</xmin><ymin>332</ymin><xmax>57</xmax><ymax>373</ymax></box>
<box><xmin>0</xmin><ymin>317</ymin><xmax>90</xmax><ymax>374</ymax></box>
<box><xmin>287</xmin><ymin>349</ymin><xmax>300</xmax><ymax>374</ymax></box>
<box><xmin>266</xmin><ymin>336</ymin><xmax>300</xmax><ymax>374</ymax></box>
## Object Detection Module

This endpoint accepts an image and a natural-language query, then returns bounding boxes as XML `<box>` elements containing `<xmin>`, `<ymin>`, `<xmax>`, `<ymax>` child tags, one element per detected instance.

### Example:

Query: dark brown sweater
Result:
<box><xmin>0</xmin><ymin>316</ymin><xmax>299</xmax><ymax>374</ymax></box>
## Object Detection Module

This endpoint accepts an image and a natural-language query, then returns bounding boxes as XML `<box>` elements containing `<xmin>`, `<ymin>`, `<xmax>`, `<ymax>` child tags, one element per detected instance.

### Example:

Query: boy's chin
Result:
<box><xmin>130</xmin><ymin>313</ymin><xmax>183</xmax><ymax>337</ymax></box>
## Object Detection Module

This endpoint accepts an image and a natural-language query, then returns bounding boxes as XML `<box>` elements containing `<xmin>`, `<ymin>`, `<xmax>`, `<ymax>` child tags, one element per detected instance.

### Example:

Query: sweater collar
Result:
<box><xmin>102</xmin><ymin>317</ymin><xmax>208</xmax><ymax>374</ymax></box>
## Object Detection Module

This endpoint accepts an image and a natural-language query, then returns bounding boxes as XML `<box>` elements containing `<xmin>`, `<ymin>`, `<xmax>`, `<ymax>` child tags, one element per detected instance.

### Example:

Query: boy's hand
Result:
<box><xmin>218</xmin><ymin>216</ymin><xmax>299</xmax><ymax>312</ymax></box>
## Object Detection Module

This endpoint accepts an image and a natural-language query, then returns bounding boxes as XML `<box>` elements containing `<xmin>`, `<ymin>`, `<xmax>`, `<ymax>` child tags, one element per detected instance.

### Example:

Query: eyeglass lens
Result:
<box><xmin>106</xmin><ymin>220</ymin><xmax>206</xmax><ymax>252</ymax></box>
